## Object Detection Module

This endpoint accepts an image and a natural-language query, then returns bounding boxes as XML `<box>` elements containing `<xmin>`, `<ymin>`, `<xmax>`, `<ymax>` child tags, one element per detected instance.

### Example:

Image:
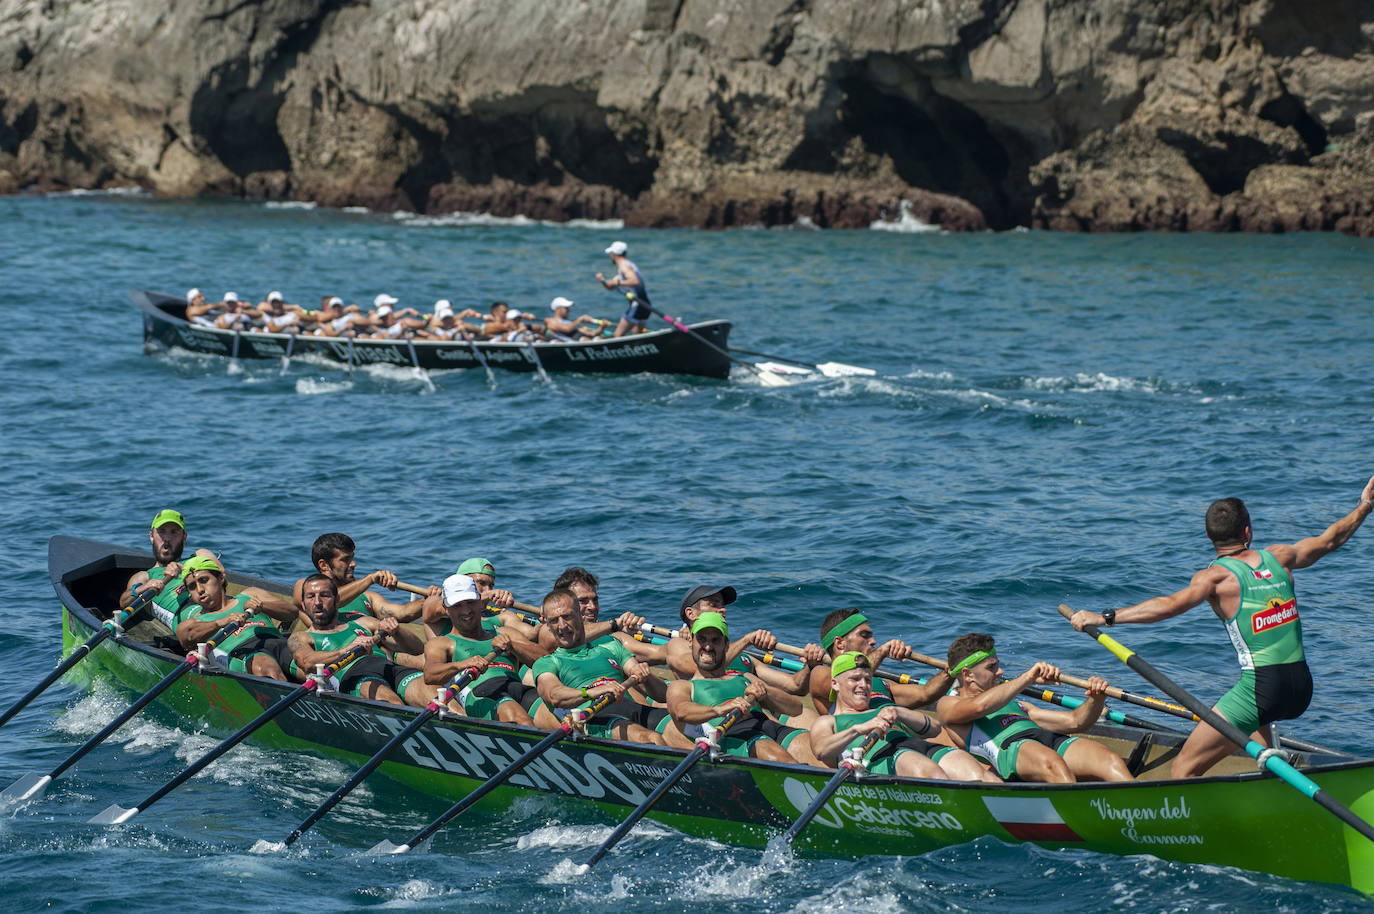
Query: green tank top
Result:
<box><xmin>337</xmin><ymin>590</ymin><xmax>372</xmax><ymax>621</ymax></box>
<box><xmin>186</xmin><ymin>593</ymin><xmax>280</xmax><ymax>655</ymax></box>
<box><xmin>309</xmin><ymin>619</ymin><xmax>386</xmax><ymax>657</ymax></box>
<box><xmin>1215</xmin><ymin>549</ymin><xmax>1304</xmax><ymax>669</ymax></box>
<box><xmin>145</xmin><ymin>565</ymin><xmax>195</xmax><ymax>628</ymax></box>
<box><xmin>531</xmin><ymin>640</ymin><xmax>633</xmax><ymax>704</ymax></box>
<box><xmin>834</xmin><ymin>706</ymin><xmax>915</xmax><ymax>757</ymax></box>
<box><xmin>445</xmin><ymin>630</ymin><xmax>519</xmax><ymax>690</ymax></box>
<box><xmin>967</xmin><ymin>696</ymin><xmax>1037</xmax><ymax>753</ymax></box>
<box><xmin>689</xmin><ymin>673</ymin><xmax>752</xmax><ymax>726</ymax></box>
<box><xmin>432</xmin><ymin>616</ymin><xmax>504</xmax><ymax>638</ymax></box>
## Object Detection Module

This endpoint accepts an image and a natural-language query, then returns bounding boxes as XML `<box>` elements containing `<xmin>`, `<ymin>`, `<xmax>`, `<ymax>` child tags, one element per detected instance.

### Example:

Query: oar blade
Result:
<box><xmin>817</xmin><ymin>361</ymin><xmax>876</xmax><ymax>377</ymax></box>
<box><xmin>0</xmin><ymin>772</ymin><xmax>51</xmax><ymax>804</ymax></box>
<box><xmin>754</xmin><ymin>361</ymin><xmax>814</xmax><ymax>377</ymax></box>
<box><xmin>756</xmin><ymin>368</ymin><xmax>791</xmax><ymax>388</ymax></box>
<box><xmin>89</xmin><ymin>802</ymin><xmax>139</xmax><ymax>825</ymax></box>
<box><xmin>366</xmin><ymin>839</ymin><xmax>411</xmax><ymax>855</ymax></box>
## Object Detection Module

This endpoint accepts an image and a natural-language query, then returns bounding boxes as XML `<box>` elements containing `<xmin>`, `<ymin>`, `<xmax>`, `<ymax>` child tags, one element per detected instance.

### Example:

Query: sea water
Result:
<box><xmin>0</xmin><ymin>193</ymin><xmax>1372</xmax><ymax>911</ymax></box>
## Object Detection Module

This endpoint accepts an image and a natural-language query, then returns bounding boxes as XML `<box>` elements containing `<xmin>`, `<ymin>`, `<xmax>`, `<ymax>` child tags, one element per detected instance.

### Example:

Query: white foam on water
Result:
<box><xmin>1022</xmin><ymin>372</ymin><xmax>1160</xmax><ymax>394</ymax></box>
<box><xmin>263</xmin><ymin>200</ymin><xmax>317</xmax><ymax>210</ymax></box>
<box><xmin>376</xmin><ymin>878</ymin><xmax>453</xmax><ymax>907</ymax></box>
<box><xmin>226</xmin><ymin>360</ymin><xmax>244</xmax><ymax>375</ymax></box>
<box><xmin>565</xmin><ymin>217</ymin><xmax>625</xmax><ymax>230</ymax></box>
<box><xmin>541</xmin><ymin>858</ymin><xmax>591</xmax><ymax>884</ymax></box>
<box><xmin>794</xmin><ymin>216</ymin><xmax>819</xmax><ymax>230</ymax></box>
<box><xmin>50</xmin><ymin>186</ymin><xmax>149</xmax><ymax>197</ymax></box>
<box><xmin>869</xmin><ymin>200</ymin><xmax>941</xmax><ymax>234</ymax></box>
<box><xmin>517</xmin><ymin>823</ymin><xmax>616</xmax><ymax>850</ymax></box>
<box><xmin>393</xmin><ymin>210</ymin><xmax>624</xmax><ymax>230</ymax></box>
<box><xmin>680</xmin><ymin>849</ymin><xmax>790</xmax><ymax>898</ymax></box>
<box><xmin>248</xmin><ymin>839</ymin><xmax>285</xmax><ymax>854</ymax></box>
<box><xmin>295</xmin><ymin>377</ymin><xmax>354</xmax><ymax>395</ymax></box>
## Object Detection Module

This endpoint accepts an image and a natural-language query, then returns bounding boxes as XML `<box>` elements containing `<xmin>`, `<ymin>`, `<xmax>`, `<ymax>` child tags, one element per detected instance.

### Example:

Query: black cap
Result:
<box><xmin>679</xmin><ymin>585</ymin><xmax>737</xmax><ymax>622</ymax></box>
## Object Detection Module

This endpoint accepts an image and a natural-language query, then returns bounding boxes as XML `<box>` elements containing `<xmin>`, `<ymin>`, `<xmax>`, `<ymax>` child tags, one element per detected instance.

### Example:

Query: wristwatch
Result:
<box><xmin>1103</xmin><ymin>609</ymin><xmax>1117</xmax><ymax>626</ymax></box>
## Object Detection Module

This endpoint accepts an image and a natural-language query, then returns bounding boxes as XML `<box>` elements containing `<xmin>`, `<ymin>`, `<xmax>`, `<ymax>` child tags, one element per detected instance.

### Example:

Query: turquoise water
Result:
<box><xmin>2</xmin><ymin>193</ymin><xmax>1374</xmax><ymax>911</ymax></box>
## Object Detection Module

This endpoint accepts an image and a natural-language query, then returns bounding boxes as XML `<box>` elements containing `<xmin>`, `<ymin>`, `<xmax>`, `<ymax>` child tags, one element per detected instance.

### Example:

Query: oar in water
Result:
<box><xmin>0</xmin><ymin>592</ymin><xmax>157</xmax><ymax>732</ymax></box>
<box><xmin>89</xmin><ymin>645</ymin><xmax>371</xmax><ymax>825</ymax></box>
<box><xmin>368</xmin><ymin>693</ymin><xmax>614</xmax><ymax>854</ymax></box>
<box><xmin>646</xmin><ymin>305</ymin><xmax>790</xmax><ymax>388</ymax></box>
<box><xmin>730</xmin><ymin>348</ymin><xmax>876</xmax><ymax>378</ymax></box>
<box><xmin>279</xmin><ymin>654</ymin><xmax>496</xmax><ymax>847</ymax></box>
<box><xmin>459</xmin><ymin>329</ymin><xmax>497</xmax><ymax>387</ymax></box>
<box><xmin>583</xmin><ymin>709</ymin><xmax>745</xmax><ymax>868</ymax></box>
<box><xmin>405</xmin><ymin>337</ymin><xmax>437</xmax><ymax>393</ymax></box>
<box><xmin>782</xmin><ymin>731</ymin><xmax>882</xmax><ymax>845</ymax></box>
<box><xmin>2</xmin><ymin>618</ymin><xmax>248</xmax><ymax>804</ymax></box>
<box><xmin>229</xmin><ymin>327</ymin><xmax>242</xmax><ymax>372</ymax></box>
<box><xmin>1057</xmin><ymin>603</ymin><xmax>1374</xmax><ymax>845</ymax></box>
<box><xmin>279</xmin><ymin>329</ymin><xmax>296</xmax><ymax>375</ymax></box>
<box><xmin>524</xmin><ymin>341</ymin><xmax>554</xmax><ymax>386</ymax></box>
<box><xmin>345</xmin><ymin>334</ymin><xmax>355</xmax><ymax>376</ymax></box>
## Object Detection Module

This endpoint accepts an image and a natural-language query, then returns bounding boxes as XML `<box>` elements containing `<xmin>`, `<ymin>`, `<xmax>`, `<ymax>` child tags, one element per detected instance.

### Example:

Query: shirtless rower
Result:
<box><xmin>543</xmin><ymin>297</ymin><xmax>599</xmax><ymax>341</ymax></box>
<box><xmin>595</xmin><ymin>240</ymin><xmax>652</xmax><ymax>337</ymax></box>
<box><xmin>667</xmin><ymin>584</ymin><xmax>825</xmax><ymax>727</ymax></box>
<box><xmin>667</xmin><ymin>612</ymin><xmax>823</xmax><ymax>765</ymax></box>
<box><xmin>478</xmin><ymin>302</ymin><xmax>514</xmax><ymax>339</ymax></box>
<box><xmin>294</xmin><ymin>533</ymin><xmax>433</xmax><ymax>627</ymax></box>
<box><xmin>423</xmin><ymin>573</ymin><xmax>550</xmax><ymax>724</ymax></box>
<box><xmin>812</xmin><ymin>651</ymin><xmax>998</xmax><ymax>781</ymax></box>
<box><xmin>809</xmin><ymin>608</ymin><xmax>952</xmax><ymax>712</ymax></box>
<box><xmin>288</xmin><ymin>573</ymin><xmax>427</xmax><ymax>705</ymax></box>
<box><xmin>532</xmin><ymin>588</ymin><xmax>668</xmax><ymax>744</ymax></box>
<box><xmin>175</xmin><ymin>556</ymin><xmax>297</xmax><ymax>681</ymax></box>
<box><xmin>936</xmin><ymin>633</ymin><xmax>1132</xmax><ymax>784</ymax></box>
<box><xmin>1071</xmin><ymin>475</ymin><xmax>1374</xmax><ymax>777</ymax></box>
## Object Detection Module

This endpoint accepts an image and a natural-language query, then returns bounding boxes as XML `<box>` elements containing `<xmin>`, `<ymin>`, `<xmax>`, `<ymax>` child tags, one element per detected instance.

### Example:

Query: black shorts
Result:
<box><xmin>337</xmin><ymin>654</ymin><xmax>406</xmax><ymax>695</ymax></box>
<box><xmin>595</xmin><ymin>699</ymin><xmax>669</xmax><ymax>732</ymax></box>
<box><xmin>227</xmin><ymin>633</ymin><xmax>292</xmax><ymax>673</ymax></box>
<box><xmin>1254</xmin><ymin>661</ymin><xmax>1314</xmax><ymax>727</ymax></box>
<box><xmin>470</xmin><ymin>676</ymin><xmax>541</xmax><ymax>712</ymax></box>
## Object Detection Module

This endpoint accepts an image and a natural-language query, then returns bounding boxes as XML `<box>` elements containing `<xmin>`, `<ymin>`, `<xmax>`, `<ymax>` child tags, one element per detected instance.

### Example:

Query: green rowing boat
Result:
<box><xmin>47</xmin><ymin>535</ymin><xmax>1374</xmax><ymax>892</ymax></box>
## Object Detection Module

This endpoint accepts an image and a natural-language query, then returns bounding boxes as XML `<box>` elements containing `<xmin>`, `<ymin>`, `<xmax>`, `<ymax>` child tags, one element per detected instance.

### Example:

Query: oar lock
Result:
<box><xmin>839</xmin><ymin>745</ymin><xmax>872</xmax><ymax>777</ymax></box>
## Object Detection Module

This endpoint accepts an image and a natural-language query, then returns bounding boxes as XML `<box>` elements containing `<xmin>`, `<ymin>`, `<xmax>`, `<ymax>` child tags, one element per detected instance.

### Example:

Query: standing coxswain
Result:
<box><xmin>1072</xmin><ymin>474</ymin><xmax>1374</xmax><ymax>777</ymax></box>
<box><xmin>595</xmin><ymin>240</ymin><xmax>652</xmax><ymax>337</ymax></box>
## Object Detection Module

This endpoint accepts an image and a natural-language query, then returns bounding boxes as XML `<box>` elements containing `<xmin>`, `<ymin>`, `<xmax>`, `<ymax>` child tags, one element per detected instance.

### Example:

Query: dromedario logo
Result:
<box><xmin>1252</xmin><ymin>597</ymin><xmax>1298</xmax><ymax>634</ymax></box>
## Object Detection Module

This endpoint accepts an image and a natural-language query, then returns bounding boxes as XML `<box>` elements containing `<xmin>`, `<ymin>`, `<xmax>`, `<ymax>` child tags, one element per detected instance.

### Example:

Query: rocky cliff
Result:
<box><xmin>1</xmin><ymin>0</ymin><xmax>1371</xmax><ymax>233</ymax></box>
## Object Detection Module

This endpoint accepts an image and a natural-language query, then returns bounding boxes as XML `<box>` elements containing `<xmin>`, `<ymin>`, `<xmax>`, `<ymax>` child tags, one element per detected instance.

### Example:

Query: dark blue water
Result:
<box><xmin>1</xmin><ymin>192</ymin><xmax>1373</xmax><ymax>911</ymax></box>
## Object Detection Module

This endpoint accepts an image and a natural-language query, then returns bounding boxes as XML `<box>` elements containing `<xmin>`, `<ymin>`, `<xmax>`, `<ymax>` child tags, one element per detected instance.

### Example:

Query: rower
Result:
<box><xmin>184</xmin><ymin>289</ymin><xmax>219</xmax><ymax>325</ymax></box>
<box><xmin>213</xmin><ymin>292</ymin><xmax>253</xmax><ymax>330</ymax></box>
<box><xmin>367</xmin><ymin>297</ymin><xmax>427</xmax><ymax>340</ymax></box>
<box><xmin>812</xmin><ymin>651</ymin><xmax>999</xmax><ymax>781</ymax></box>
<box><xmin>422</xmin><ymin>557</ymin><xmax>539</xmax><ymax>642</ymax></box>
<box><xmin>667</xmin><ymin>584</ymin><xmax>825</xmax><ymax>726</ymax></box>
<box><xmin>479</xmin><ymin>302</ymin><xmax>513</xmax><ymax>339</ymax></box>
<box><xmin>543</xmin><ymin>297</ymin><xmax>598</xmax><ymax>341</ymax></box>
<box><xmin>423</xmin><ymin>300</ymin><xmax>484</xmax><ymax>340</ymax></box>
<box><xmin>936</xmin><ymin>633</ymin><xmax>1132</xmax><ymax>783</ymax></box>
<box><xmin>594</xmin><ymin>240</ymin><xmax>652</xmax><ymax>337</ymax></box>
<box><xmin>537</xmin><ymin>567</ymin><xmax>663</xmax><ymax>666</ymax></box>
<box><xmin>503</xmin><ymin>309</ymin><xmax>537</xmax><ymax>342</ymax></box>
<box><xmin>287</xmin><ymin>573</ymin><xmax>427</xmax><ymax>705</ymax></box>
<box><xmin>175</xmin><ymin>556</ymin><xmax>297</xmax><ymax>681</ymax></box>
<box><xmin>120</xmin><ymin>509</ymin><xmax>206</xmax><ymax>630</ymax></box>
<box><xmin>809</xmin><ymin>609</ymin><xmax>952</xmax><ymax>712</ymax></box>
<box><xmin>423</xmin><ymin>573</ymin><xmax>550</xmax><ymax>724</ymax></box>
<box><xmin>531</xmin><ymin>588</ymin><xmax>668</xmax><ymax>744</ymax></box>
<box><xmin>295</xmin><ymin>532</ymin><xmax>433</xmax><ymax>626</ymax></box>
<box><xmin>252</xmin><ymin>290</ymin><xmax>303</xmax><ymax>333</ymax></box>
<box><xmin>1071</xmin><ymin>475</ymin><xmax>1374</xmax><ymax>777</ymax></box>
<box><xmin>666</xmin><ymin>612</ymin><xmax>823</xmax><ymax>765</ymax></box>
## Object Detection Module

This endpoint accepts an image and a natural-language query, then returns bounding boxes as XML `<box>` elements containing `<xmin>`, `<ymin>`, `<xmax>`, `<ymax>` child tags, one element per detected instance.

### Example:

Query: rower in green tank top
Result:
<box><xmin>174</xmin><ymin>556</ymin><xmax>296</xmax><ymax>680</ymax></box>
<box><xmin>664</xmin><ymin>613</ymin><xmax>820</xmax><ymax>763</ymax></box>
<box><xmin>810</xmin><ymin>609</ymin><xmax>952</xmax><ymax>715</ymax></box>
<box><xmin>938</xmin><ymin>634</ymin><xmax>1132</xmax><ymax>784</ymax></box>
<box><xmin>293</xmin><ymin>531</ymin><xmax>431</xmax><ymax>626</ymax></box>
<box><xmin>1070</xmin><ymin>476</ymin><xmax>1374</xmax><ymax>778</ymax></box>
<box><xmin>120</xmin><ymin>508</ymin><xmax>212</xmax><ymax>634</ymax></box>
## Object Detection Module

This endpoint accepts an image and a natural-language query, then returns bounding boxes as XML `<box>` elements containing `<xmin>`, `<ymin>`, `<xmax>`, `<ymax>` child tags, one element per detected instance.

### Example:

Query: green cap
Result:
<box><xmin>457</xmin><ymin>557</ymin><xmax>495</xmax><ymax>578</ymax></box>
<box><xmin>690</xmin><ymin>611</ymin><xmax>729</xmax><ymax>638</ymax></box>
<box><xmin>151</xmin><ymin>509</ymin><xmax>185</xmax><ymax>530</ymax></box>
<box><xmin>181</xmin><ymin>555</ymin><xmax>223</xmax><ymax>577</ymax></box>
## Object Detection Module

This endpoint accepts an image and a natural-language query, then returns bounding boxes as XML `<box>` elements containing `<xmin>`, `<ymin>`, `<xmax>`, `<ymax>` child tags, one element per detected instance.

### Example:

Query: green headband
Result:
<box><xmin>822</xmin><ymin>612</ymin><xmax>868</xmax><ymax>652</ymax></box>
<box><xmin>949</xmin><ymin>649</ymin><xmax>992</xmax><ymax>677</ymax></box>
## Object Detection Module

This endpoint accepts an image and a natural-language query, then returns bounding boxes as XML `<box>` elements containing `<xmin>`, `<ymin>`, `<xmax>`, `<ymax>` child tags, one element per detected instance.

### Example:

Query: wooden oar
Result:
<box><xmin>782</xmin><ymin>731</ymin><xmax>882</xmax><ymax>845</ymax></box>
<box><xmin>405</xmin><ymin>337</ymin><xmax>437</xmax><ymax>393</ymax></box>
<box><xmin>1</xmin><ymin>618</ymin><xmax>248</xmax><ymax>804</ymax></box>
<box><xmin>280</xmin><ymin>653</ymin><xmax>497</xmax><ymax>847</ymax></box>
<box><xmin>730</xmin><ymin>348</ymin><xmax>876</xmax><ymax>378</ymax></box>
<box><xmin>367</xmin><ymin>693</ymin><xmax>615</xmax><ymax>854</ymax></box>
<box><xmin>89</xmin><ymin>645</ymin><xmax>371</xmax><ymax>825</ymax></box>
<box><xmin>646</xmin><ymin>306</ymin><xmax>790</xmax><ymax>388</ymax></box>
<box><xmin>392</xmin><ymin>580</ymin><xmax>540</xmax><ymax>615</ymax></box>
<box><xmin>1058</xmin><ymin>603</ymin><xmax>1374</xmax><ymax>845</ymax></box>
<box><xmin>0</xmin><ymin>591</ymin><xmax>157</xmax><ymax>732</ymax></box>
<box><xmin>583</xmin><ymin>709</ymin><xmax>745</xmax><ymax>868</ymax></box>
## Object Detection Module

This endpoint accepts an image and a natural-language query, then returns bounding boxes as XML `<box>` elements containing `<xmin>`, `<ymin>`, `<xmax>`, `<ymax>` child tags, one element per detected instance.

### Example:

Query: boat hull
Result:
<box><xmin>47</xmin><ymin>535</ymin><xmax>1374</xmax><ymax>891</ymax></box>
<box><xmin>133</xmin><ymin>291</ymin><xmax>733</xmax><ymax>379</ymax></box>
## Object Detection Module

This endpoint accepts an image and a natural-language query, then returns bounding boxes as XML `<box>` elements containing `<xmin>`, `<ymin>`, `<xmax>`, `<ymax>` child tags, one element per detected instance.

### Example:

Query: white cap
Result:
<box><xmin>434</xmin><ymin>299</ymin><xmax>453</xmax><ymax>317</ymax></box>
<box><xmin>550</xmin><ymin>296</ymin><xmax>574</xmax><ymax>311</ymax></box>
<box><xmin>376</xmin><ymin>304</ymin><xmax>393</xmax><ymax>318</ymax></box>
<box><xmin>266</xmin><ymin>290</ymin><xmax>284</xmax><ymax>303</ymax></box>
<box><xmin>186</xmin><ymin>288</ymin><xmax>202</xmax><ymax>302</ymax></box>
<box><xmin>604</xmin><ymin>241</ymin><xmax>628</xmax><ymax>256</ymax></box>
<box><xmin>442</xmin><ymin>573</ymin><xmax>481</xmax><ymax>606</ymax></box>
<box><xmin>223</xmin><ymin>291</ymin><xmax>239</xmax><ymax>303</ymax></box>
<box><xmin>327</xmin><ymin>296</ymin><xmax>343</xmax><ymax>307</ymax></box>
<box><xmin>508</xmin><ymin>310</ymin><xmax>525</xmax><ymax>321</ymax></box>
<box><xmin>374</xmin><ymin>293</ymin><xmax>398</xmax><ymax>307</ymax></box>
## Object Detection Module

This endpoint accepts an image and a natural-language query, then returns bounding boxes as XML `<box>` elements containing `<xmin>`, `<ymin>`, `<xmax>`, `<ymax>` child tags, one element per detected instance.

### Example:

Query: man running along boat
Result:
<box><xmin>289</xmin><ymin>573</ymin><xmax>429</xmax><ymax>706</ymax></box>
<box><xmin>1071</xmin><ymin>475</ymin><xmax>1374</xmax><ymax>777</ymax></box>
<box><xmin>532</xmin><ymin>588</ymin><xmax>668</xmax><ymax>744</ymax></box>
<box><xmin>809</xmin><ymin>608</ymin><xmax>952</xmax><ymax>713</ymax></box>
<box><xmin>938</xmin><ymin>633</ymin><xmax>1132</xmax><ymax>783</ymax></box>
<box><xmin>666</xmin><ymin>611</ymin><xmax>823</xmax><ymax>765</ymax></box>
<box><xmin>175</xmin><ymin>556</ymin><xmax>297</xmax><ymax>681</ymax></box>
<box><xmin>595</xmin><ymin>240</ymin><xmax>652</xmax><ymax>337</ymax></box>
<box><xmin>812</xmin><ymin>651</ymin><xmax>999</xmax><ymax>781</ymax></box>
<box><xmin>423</xmin><ymin>573</ymin><xmax>550</xmax><ymax>725</ymax></box>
